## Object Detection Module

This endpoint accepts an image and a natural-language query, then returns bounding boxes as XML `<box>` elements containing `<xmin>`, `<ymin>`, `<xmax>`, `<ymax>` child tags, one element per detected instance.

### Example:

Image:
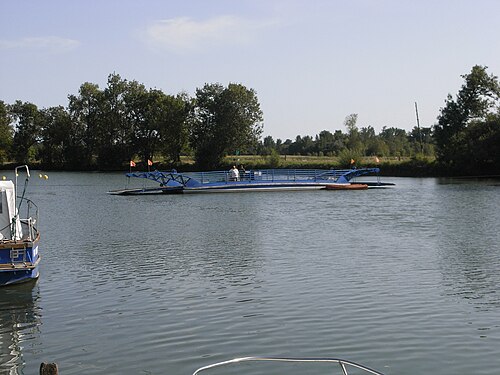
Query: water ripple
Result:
<box><xmin>2</xmin><ymin>175</ymin><xmax>500</xmax><ymax>374</ymax></box>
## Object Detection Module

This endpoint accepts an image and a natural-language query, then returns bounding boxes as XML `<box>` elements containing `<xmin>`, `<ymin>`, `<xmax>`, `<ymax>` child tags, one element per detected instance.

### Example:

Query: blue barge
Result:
<box><xmin>0</xmin><ymin>166</ymin><xmax>40</xmax><ymax>286</ymax></box>
<box><xmin>110</xmin><ymin>168</ymin><xmax>393</xmax><ymax>195</ymax></box>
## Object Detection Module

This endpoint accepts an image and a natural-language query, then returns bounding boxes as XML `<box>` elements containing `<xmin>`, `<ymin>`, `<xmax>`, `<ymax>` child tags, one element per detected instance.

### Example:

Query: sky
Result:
<box><xmin>1</xmin><ymin>0</ymin><xmax>499</xmax><ymax>140</ymax></box>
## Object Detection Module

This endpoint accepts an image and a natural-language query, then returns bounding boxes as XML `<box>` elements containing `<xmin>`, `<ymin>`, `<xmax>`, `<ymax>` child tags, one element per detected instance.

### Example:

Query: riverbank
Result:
<box><xmin>1</xmin><ymin>155</ymin><xmax>498</xmax><ymax>178</ymax></box>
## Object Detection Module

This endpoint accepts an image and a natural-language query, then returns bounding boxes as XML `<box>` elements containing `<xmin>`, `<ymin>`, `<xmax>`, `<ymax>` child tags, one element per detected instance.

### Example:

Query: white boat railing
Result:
<box><xmin>18</xmin><ymin>198</ymin><xmax>39</xmax><ymax>241</ymax></box>
<box><xmin>184</xmin><ymin>169</ymin><xmax>360</xmax><ymax>184</ymax></box>
<box><xmin>192</xmin><ymin>356</ymin><xmax>385</xmax><ymax>375</ymax></box>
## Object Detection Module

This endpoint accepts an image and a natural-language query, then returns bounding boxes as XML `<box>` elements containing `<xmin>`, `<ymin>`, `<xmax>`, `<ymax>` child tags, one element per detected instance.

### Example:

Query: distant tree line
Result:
<box><xmin>1</xmin><ymin>66</ymin><xmax>499</xmax><ymax>174</ymax></box>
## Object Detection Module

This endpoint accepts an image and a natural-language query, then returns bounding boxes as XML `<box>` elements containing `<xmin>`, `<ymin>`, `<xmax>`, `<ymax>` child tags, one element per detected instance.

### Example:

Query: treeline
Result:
<box><xmin>258</xmin><ymin>117</ymin><xmax>433</xmax><ymax>161</ymax></box>
<box><xmin>1</xmin><ymin>66</ymin><xmax>499</xmax><ymax>174</ymax></box>
<box><xmin>0</xmin><ymin>74</ymin><xmax>264</xmax><ymax>170</ymax></box>
<box><xmin>0</xmin><ymin>74</ymin><xmax>432</xmax><ymax>170</ymax></box>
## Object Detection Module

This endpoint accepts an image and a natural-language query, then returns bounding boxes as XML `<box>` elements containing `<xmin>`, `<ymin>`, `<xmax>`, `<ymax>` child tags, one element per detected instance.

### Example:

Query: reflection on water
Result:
<box><xmin>0</xmin><ymin>281</ymin><xmax>41</xmax><ymax>374</ymax></box>
<box><xmin>1</xmin><ymin>174</ymin><xmax>499</xmax><ymax>374</ymax></box>
<box><xmin>436</xmin><ymin>181</ymin><xmax>500</xmax><ymax>310</ymax></box>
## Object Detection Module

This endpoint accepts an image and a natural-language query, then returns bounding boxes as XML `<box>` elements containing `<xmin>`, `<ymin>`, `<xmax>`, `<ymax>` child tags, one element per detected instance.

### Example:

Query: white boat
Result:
<box><xmin>0</xmin><ymin>165</ymin><xmax>40</xmax><ymax>286</ymax></box>
<box><xmin>192</xmin><ymin>356</ymin><xmax>385</xmax><ymax>375</ymax></box>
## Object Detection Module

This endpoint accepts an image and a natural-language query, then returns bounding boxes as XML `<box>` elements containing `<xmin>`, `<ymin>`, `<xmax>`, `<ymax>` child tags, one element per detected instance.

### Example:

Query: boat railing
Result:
<box><xmin>17</xmin><ymin>197</ymin><xmax>39</xmax><ymax>241</ymax></box>
<box><xmin>192</xmin><ymin>356</ymin><xmax>385</xmax><ymax>375</ymax></box>
<box><xmin>124</xmin><ymin>168</ymin><xmax>381</xmax><ymax>188</ymax></box>
<box><xmin>183</xmin><ymin>168</ymin><xmax>369</xmax><ymax>184</ymax></box>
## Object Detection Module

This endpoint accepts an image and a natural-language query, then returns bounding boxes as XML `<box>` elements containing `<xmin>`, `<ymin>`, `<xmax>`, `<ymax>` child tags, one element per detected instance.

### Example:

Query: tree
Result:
<box><xmin>38</xmin><ymin>106</ymin><xmax>72</xmax><ymax>167</ymax></box>
<box><xmin>68</xmin><ymin>82</ymin><xmax>103</xmax><ymax>168</ymax></box>
<box><xmin>451</xmin><ymin>116</ymin><xmax>500</xmax><ymax>173</ymax></box>
<box><xmin>408</xmin><ymin>126</ymin><xmax>434</xmax><ymax>156</ymax></box>
<box><xmin>344</xmin><ymin>113</ymin><xmax>362</xmax><ymax>151</ymax></box>
<box><xmin>0</xmin><ymin>101</ymin><xmax>13</xmax><ymax>162</ymax></box>
<box><xmin>434</xmin><ymin>65</ymin><xmax>500</xmax><ymax>168</ymax></box>
<box><xmin>261</xmin><ymin>135</ymin><xmax>276</xmax><ymax>155</ymax></box>
<box><xmin>97</xmin><ymin>73</ymin><xmax>133</xmax><ymax>167</ymax></box>
<box><xmin>9</xmin><ymin>101</ymin><xmax>42</xmax><ymax>163</ymax></box>
<box><xmin>190</xmin><ymin>83</ymin><xmax>263</xmax><ymax>169</ymax></box>
<box><xmin>123</xmin><ymin>81</ymin><xmax>155</xmax><ymax>164</ymax></box>
<box><xmin>156</xmin><ymin>92</ymin><xmax>192</xmax><ymax>164</ymax></box>
<box><xmin>315</xmin><ymin>130</ymin><xmax>335</xmax><ymax>155</ymax></box>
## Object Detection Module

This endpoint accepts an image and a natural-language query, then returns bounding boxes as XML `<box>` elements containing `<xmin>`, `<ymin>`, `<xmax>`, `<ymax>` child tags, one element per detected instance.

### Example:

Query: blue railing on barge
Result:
<box><xmin>126</xmin><ymin>168</ymin><xmax>380</xmax><ymax>187</ymax></box>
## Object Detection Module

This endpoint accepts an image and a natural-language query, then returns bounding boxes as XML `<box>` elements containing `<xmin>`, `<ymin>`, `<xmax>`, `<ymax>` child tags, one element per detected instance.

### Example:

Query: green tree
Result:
<box><xmin>9</xmin><ymin>101</ymin><xmax>42</xmax><ymax>163</ymax></box>
<box><xmin>289</xmin><ymin>135</ymin><xmax>314</xmax><ymax>155</ymax></box>
<box><xmin>408</xmin><ymin>126</ymin><xmax>434</xmax><ymax>156</ymax></box>
<box><xmin>344</xmin><ymin>113</ymin><xmax>362</xmax><ymax>152</ymax></box>
<box><xmin>38</xmin><ymin>106</ymin><xmax>73</xmax><ymax>167</ymax></box>
<box><xmin>359</xmin><ymin>126</ymin><xmax>376</xmax><ymax>155</ymax></box>
<box><xmin>157</xmin><ymin>92</ymin><xmax>192</xmax><ymax>164</ymax></box>
<box><xmin>379</xmin><ymin>127</ymin><xmax>410</xmax><ymax>157</ymax></box>
<box><xmin>331</xmin><ymin>130</ymin><xmax>347</xmax><ymax>156</ymax></box>
<box><xmin>190</xmin><ymin>83</ymin><xmax>263</xmax><ymax>169</ymax></box>
<box><xmin>122</xmin><ymin>81</ymin><xmax>154</xmax><ymax>164</ymax></box>
<box><xmin>97</xmin><ymin>73</ymin><xmax>133</xmax><ymax>167</ymax></box>
<box><xmin>0</xmin><ymin>101</ymin><xmax>13</xmax><ymax>162</ymax></box>
<box><xmin>315</xmin><ymin>130</ymin><xmax>335</xmax><ymax>155</ymax></box>
<box><xmin>68</xmin><ymin>82</ymin><xmax>103</xmax><ymax>168</ymax></box>
<box><xmin>261</xmin><ymin>135</ymin><xmax>276</xmax><ymax>155</ymax></box>
<box><xmin>434</xmin><ymin>65</ymin><xmax>500</xmax><ymax>168</ymax></box>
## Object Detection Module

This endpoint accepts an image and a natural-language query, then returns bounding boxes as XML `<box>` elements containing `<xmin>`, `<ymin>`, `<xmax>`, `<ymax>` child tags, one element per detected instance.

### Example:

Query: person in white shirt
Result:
<box><xmin>229</xmin><ymin>165</ymin><xmax>239</xmax><ymax>181</ymax></box>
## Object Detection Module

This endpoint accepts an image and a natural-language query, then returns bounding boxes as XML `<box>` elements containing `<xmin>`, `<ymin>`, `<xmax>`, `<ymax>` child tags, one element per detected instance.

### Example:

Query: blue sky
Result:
<box><xmin>1</xmin><ymin>0</ymin><xmax>499</xmax><ymax>140</ymax></box>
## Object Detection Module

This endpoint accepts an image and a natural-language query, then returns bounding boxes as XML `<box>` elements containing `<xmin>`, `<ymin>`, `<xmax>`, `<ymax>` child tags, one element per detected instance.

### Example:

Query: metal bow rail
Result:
<box><xmin>192</xmin><ymin>356</ymin><xmax>385</xmax><ymax>375</ymax></box>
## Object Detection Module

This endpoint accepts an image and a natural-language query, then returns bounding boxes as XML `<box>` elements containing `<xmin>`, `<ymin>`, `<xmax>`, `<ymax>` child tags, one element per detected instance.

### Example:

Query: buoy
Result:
<box><xmin>39</xmin><ymin>174</ymin><xmax>43</xmax><ymax>178</ymax></box>
<box><xmin>1</xmin><ymin>176</ymin><xmax>5</xmax><ymax>180</ymax></box>
<box><xmin>44</xmin><ymin>175</ymin><xmax>49</xmax><ymax>180</ymax></box>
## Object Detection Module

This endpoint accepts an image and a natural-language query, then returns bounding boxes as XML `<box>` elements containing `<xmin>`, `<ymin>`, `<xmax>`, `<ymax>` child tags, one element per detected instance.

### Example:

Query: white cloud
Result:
<box><xmin>0</xmin><ymin>36</ymin><xmax>80</xmax><ymax>51</ymax></box>
<box><xmin>144</xmin><ymin>15</ymin><xmax>275</xmax><ymax>52</ymax></box>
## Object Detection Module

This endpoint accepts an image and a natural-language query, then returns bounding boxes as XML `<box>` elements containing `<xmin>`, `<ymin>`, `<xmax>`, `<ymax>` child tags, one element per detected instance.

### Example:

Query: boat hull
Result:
<box><xmin>183</xmin><ymin>182</ymin><xmax>327</xmax><ymax>193</ymax></box>
<box><xmin>325</xmin><ymin>183</ymin><xmax>368</xmax><ymax>190</ymax></box>
<box><xmin>0</xmin><ymin>266</ymin><xmax>40</xmax><ymax>286</ymax></box>
<box><xmin>0</xmin><ymin>237</ymin><xmax>40</xmax><ymax>287</ymax></box>
<box><xmin>109</xmin><ymin>186</ymin><xmax>184</xmax><ymax>195</ymax></box>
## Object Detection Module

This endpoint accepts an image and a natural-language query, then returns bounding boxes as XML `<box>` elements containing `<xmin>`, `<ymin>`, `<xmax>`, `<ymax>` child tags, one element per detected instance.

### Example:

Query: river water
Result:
<box><xmin>0</xmin><ymin>172</ymin><xmax>499</xmax><ymax>374</ymax></box>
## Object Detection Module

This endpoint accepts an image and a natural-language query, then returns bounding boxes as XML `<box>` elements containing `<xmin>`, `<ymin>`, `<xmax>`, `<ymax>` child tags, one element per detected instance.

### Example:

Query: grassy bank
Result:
<box><xmin>220</xmin><ymin>155</ymin><xmax>440</xmax><ymax>177</ymax></box>
<box><xmin>0</xmin><ymin>155</ymin><xmax>444</xmax><ymax>177</ymax></box>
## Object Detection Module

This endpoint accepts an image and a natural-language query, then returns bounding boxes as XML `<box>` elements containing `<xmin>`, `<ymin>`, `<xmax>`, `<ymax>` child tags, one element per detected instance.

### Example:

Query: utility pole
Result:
<box><xmin>414</xmin><ymin>102</ymin><xmax>424</xmax><ymax>154</ymax></box>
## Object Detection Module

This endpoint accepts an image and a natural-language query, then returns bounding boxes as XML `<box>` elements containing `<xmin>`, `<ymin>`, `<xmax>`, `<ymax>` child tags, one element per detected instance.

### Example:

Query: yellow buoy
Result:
<box><xmin>1</xmin><ymin>176</ymin><xmax>6</xmax><ymax>180</ymax></box>
<box><xmin>44</xmin><ymin>175</ymin><xmax>49</xmax><ymax>180</ymax></box>
<box><xmin>39</xmin><ymin>174</ymin><xmax>43</xmax><ymax>178</ymax></box>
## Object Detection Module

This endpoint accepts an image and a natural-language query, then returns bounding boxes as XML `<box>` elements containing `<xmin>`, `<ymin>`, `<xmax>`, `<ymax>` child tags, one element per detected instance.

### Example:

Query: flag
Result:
<box><xmin>350</xmin><ymin>158</ymin><xmax>355</xmax><ymax>164</ymax></box>
<box><xmin>375</xmin><ymin>156</ymin><xmax>380</xmax><ymax>163</ymax></box>
<box><xmin>130</xmin><ymin>160</ymin><xmax>136</xmax><ymax>167</ymax></box>
<box><xmin>147</xmin><ymin>159</ymin><xmax>153</xmax><ymax>166</ymax></box>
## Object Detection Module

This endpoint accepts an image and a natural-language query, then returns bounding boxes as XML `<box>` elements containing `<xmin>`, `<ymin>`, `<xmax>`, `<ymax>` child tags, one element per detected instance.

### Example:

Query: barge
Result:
<box><xmin>109</xmin><ymin>168</ymin><xmax>393</xmax><ymax>195</ymax></box>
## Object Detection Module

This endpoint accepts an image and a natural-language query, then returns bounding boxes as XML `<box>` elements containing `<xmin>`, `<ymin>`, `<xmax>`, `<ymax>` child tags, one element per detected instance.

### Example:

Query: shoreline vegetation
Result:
<box><xmin>1</xmin><ymin>155</ymin><xmax>494</xmax><ymax>178</ymax></box>
<box><xmin>1</xmin><ymin>66</ymin><xmax>499</xmax><ymax>177</ymax></box>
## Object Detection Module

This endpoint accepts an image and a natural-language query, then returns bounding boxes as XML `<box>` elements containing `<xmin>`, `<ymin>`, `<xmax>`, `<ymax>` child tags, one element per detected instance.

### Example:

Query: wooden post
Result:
<box><xmin>40</xmin><ymin>362</ymin><xmax>58</xmax><ymax>375</ymax></box>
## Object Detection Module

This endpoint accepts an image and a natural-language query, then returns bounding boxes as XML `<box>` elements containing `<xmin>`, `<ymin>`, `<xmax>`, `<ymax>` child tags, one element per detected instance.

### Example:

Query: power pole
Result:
<box><xmin>414</xmin><ymin>102</ymin><xmax>424</xmax><ymax>154</ymax></box>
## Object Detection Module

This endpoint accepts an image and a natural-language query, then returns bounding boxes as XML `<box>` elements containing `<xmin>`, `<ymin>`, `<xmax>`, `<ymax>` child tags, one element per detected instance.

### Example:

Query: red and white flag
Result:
<box><xmin>147</xmin><ymin>159</ymin><xmax>153</xmax><ymax>166</ymax></box>
<box><xmin>130</xmin><ymin>160</ymin><xmax>136</xmax><ymax>167</ymax></box>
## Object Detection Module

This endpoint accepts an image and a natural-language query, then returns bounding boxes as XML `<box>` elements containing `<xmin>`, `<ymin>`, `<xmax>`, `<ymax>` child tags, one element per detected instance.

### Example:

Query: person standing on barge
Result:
<box><xmin>229</xmin><ymin>166</ymin><xmax>239</xmax><ymax>181</ymax></box>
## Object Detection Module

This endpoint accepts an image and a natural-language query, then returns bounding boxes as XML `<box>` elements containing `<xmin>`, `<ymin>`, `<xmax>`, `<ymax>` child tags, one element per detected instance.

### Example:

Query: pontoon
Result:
<box><xmin>110</xmin><ymin>168</ymin><xmax>393</xmax><ymax>195</ymax></box>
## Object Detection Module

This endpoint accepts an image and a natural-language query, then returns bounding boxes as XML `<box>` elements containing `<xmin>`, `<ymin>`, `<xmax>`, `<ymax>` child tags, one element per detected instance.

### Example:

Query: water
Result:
<box><xmin>1</xmin><ymin>173</ymin><xmax>499</xmax><ymax>374</ymax></box>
